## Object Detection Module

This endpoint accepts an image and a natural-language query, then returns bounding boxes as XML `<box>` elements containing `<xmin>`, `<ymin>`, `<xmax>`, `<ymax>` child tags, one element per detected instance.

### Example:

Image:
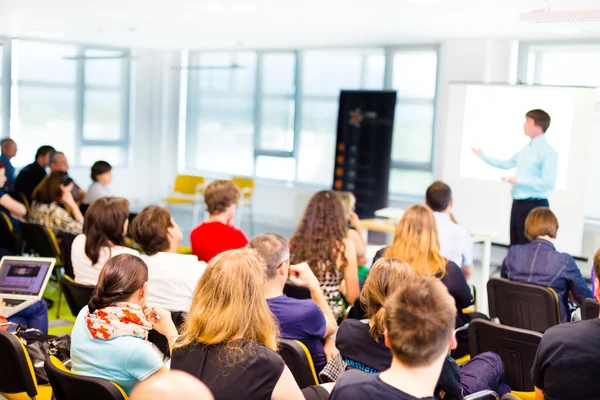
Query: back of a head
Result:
<box><xmin>130</xmin><ymin>206</ymin><xmax>172</xmax><ymax>256</ymax></box>
<box><xmin>385</xmin><ymin>204</ymin><xmax>446</xmax><ymax>276</ymax></box>
<box><xmin>91</xmin><ymin>160</ymin><xmax>112</xmax><ymax>182</ymax></box>
<box><xmin>336</xmin><ymin>191</ymin><xmax>356</xmax><ymax>216</ymax></box>
<box><xmin>130</xmin><ymin>371</ymin><xmax>214</xmax><ymax>400</ymax></box>
<box><xmin>49</xmin><ymin>151</ymin><xmax>64</xmax><ymax>165</ymax></box>
<box><xmin>594</xmin><ymin>249</ymin><xmax>600</xmax><ymax>292</ymax></box>
<box><xmin>177</xmin><ymin>248</ymin><xmax>278</xmax><ymax>352</ymax></box>
<box><xmin>83</xmin><ymin>197</ymin><xmax>130</xmax><ymax>264</ymax></box>
<box><xmin>526</xmin><ymin>109</ymin><xmax>551</xmax><ymax>133</ymax></box>
<box><xmin>385</xmin><ymin>275</ymin><xmax>456</xmax><ymax>367</ymax></box>
<box><xmin>524</xmin><ymin>207</ymin><xmax>558</xmax><ymax>241</ymax></box>
<box><xmin>204</xmin><ymin>179</ymin><xmax>240</xmax><ymax>216</ymax></box>
<box><xmin>88</xmin><ymin>254</ymin><xmax>148</xmax><ymax>313</ymax></box>
<box><xmin>425</xmin><ymin>181</ymin><xmax>452</xmax><ymax>212</ymax></box>
<box><xmin>361</xmin><ymin>257</ymin><xmax>416</xmax><ymax>340</ymax></box>
<box><xmin>35</xmin><ymin>145</ymin><xmax>55</xmax><ymax>160</ymax></box>
<box><xmin>248</xmin><ymin>233</ymin><xmax>289</xmax><ymax>280</ymax></box>
<box><xmin>290</xmin><ymin>190</ymin><xmax>348</xmax><ymax>278</ymax></box>
<box><xmin>31</xmin><ymin>170</ymin><xmax>68</xmax><ymax>204</ymax></box>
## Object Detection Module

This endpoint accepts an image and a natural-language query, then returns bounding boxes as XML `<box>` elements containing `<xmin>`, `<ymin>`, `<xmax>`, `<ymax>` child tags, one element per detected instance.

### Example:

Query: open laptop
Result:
<box><xmin>0</xmin><ymin>256</ymin><xmax>56</xmax><ymax>317</ymax></box>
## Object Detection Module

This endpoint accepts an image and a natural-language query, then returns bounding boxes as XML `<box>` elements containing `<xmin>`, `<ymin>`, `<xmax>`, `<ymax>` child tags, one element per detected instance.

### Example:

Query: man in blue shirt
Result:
<box><xmin>0</xmin><ymin>138</ymin><xmax>17</xmax><ymax>190</ymax></box>
<box><xmin>472</xmin><ymin>109</ymin><xmax>558</xmax><ymax>246</ymax></box>
<box><xmin>250</xmin><ymin>233</ymin><xmax>338</xmax><ymax>373</ymax></box>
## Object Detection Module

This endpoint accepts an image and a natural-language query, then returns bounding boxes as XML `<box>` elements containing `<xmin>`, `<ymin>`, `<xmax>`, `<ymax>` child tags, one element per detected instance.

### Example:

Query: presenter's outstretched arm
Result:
<box><xmin>472</xmin><ymin>147</ymin><xmax>520</xmax><ymax>170</ymax></box>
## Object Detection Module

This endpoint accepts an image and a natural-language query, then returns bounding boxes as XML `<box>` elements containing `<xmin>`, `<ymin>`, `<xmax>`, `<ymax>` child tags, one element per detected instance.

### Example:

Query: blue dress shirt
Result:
<box><xmin>481</xmin><ymin>135</ymin><xmax>558</xmax><ymax>200</ymax></box>
<box><xmin>0</xmin><ymin>154</ymin><xmax>15</xmax><ymax>190</ymax></box>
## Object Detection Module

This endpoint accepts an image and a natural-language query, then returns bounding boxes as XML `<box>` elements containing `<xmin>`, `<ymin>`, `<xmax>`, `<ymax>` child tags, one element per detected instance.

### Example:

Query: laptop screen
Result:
<box><xmin>0</xmin><ymin>259</ymin><xmax>53</xmax><ymax>296</ymax></box>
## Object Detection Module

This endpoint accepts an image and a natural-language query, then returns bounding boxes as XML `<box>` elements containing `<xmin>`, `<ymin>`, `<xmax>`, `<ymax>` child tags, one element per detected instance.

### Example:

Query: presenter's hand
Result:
<box><xmin>502</xmin><ymin>176</ymin><xmax>516</xmax><ymax>185</ymax></box>
<box><xmin>471</xmin><ymin>147</ymin><xmax>483</xmax><ymax>158</ymax></box>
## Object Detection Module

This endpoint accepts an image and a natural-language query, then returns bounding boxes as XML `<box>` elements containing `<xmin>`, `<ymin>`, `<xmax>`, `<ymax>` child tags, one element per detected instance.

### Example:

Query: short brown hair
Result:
<box><xmin>32</xmin><ymin>171</ymin><xmax>72</xmax><ymax>204</ymax></box>
<box><xmin>249</xmin><ymin>233</ymin><xmax>289</xmax><ymax>280</ymax></box>
<box><xmin>425</xmin><ymin>181</ymin><xmax>452</xmax><ymax>212</ymax></box>
<box><xmin>130</xmin><ymin>206</ymin><xmax>173</xmax><ymax>256</ymax></box>
<box><xmin>83</xmin><ymin>197</ymin><xmax>130</xmax><ymax>264</ymax></box>
<box><xmin>526</xmin><ymin>109</ymin><xmax>551</xmax><ymax>133</ymax></box>
<box><xmin>385</xmin><ymin>275</ymin><xmax>456</xmax><ymax>367</ymax></box>
<box><xmin>593</xmin><ymin>249</ymin><xmax>600</xmax><ymax>289</ymax></box>
<box><xmin>204</xmin><ymin>180</ymin><xmax>240</xmax><ymax>215</ymax></box>
<box><xmin>525</xmin><ymin>207</ymin><xmax>558</xmax><ymax>241</ymax></box>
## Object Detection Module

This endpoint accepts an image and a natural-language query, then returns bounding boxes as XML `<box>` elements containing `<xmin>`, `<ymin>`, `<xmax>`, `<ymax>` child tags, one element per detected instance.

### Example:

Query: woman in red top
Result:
<box><xmin>190</xmin><ymin>180</ymin><xmax>248</xmax><ymax>262</ymax></box>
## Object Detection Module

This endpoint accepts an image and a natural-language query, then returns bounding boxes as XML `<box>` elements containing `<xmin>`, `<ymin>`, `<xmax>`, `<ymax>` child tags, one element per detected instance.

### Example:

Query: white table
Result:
<box><xmin>367</xmin><ymin>207</ymin><xmax>497</xmax><ymax>315</ymax></box>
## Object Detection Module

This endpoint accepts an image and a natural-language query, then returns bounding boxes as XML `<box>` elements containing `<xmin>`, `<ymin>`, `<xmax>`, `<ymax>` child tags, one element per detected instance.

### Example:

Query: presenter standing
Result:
<box><xmin>472</xmin><ymin>109</ymin><xmax>558</xmax><ymax>246</ymax></box>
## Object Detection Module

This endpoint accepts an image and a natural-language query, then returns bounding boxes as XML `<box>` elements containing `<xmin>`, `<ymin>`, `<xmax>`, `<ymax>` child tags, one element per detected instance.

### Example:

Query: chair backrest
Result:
<box><xmin>487</xmin><ymin>277</ymin><xmax>560</xmax><ymax>332</ymax></box>
<box><xmin>61</xmin><ymin>275</ymin><xmax>95</xmax><ymax>317</ymax></box>
<box><xmin>21</xmin><ymin>222</ymin><xmax>62</xmax><ymax>258</ymax></box>
<box><xmin>278</xmin><ymin>339</ymin><xmax>319</xmax><ymax>389</ymax></box>
<box><xmin>173</xmin><ymin>175</ymin><xmax>205</xmax><ymax>196</ymax></box>
<box><xmin>582</xmin><ymin>298</ymin><xmax>600</xmax><ymax>321</ymax></box>
<box><xmin>45</xmin><ymin>355</ymin><xmax>129</xmax><ymax>400</ymax></box>
<box><xmin>232</xmin><ymin>177</ymin><xmax>254</xmax><ymax>199</ymax></box>
<box><xmin>0</xmin><ymin>330</ymin><xmax>40</xmax><ymax>398</ymax></box>
<box><xmin>468</xmin><ymin>319</ymin><xmax>543</xmax><ymax>392</ymax></box>
<box><xmin>0</xmin><ymin>211</ymin><xmax>17</xmax><ymax>253</ymax></box>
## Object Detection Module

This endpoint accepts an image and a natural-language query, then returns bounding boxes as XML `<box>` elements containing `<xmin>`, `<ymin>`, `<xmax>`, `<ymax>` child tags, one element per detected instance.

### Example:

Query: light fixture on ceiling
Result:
<box><xmin>22</xmin><ymin>30</ymin><xmax>67</xmax><ymax>39</ymax></box>
<box><xmin>62</xmin><ymin>53</ymin><xmax>134</xmax><ymax>60</ymax></box>
<box><xmin>521</xmin><ymin>0</ymin><xmax>600</xmax><ymax>23</ymax></box>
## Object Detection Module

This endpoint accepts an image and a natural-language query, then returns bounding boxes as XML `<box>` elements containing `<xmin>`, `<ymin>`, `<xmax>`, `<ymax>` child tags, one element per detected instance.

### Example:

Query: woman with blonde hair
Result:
<box><xmin>336</xmin><ymin>257</ymin><xmax>509</xmax><ymax>399</ymax></box>
<box><xmin>373</xmin><ymin>204</ymin><xmax>474</xmax><ymax>357</ymax></box>
<box><xmin>290</xmin><ymin>190</ymin><xmax>359</xmax><ymax>320</ymax></box>
<box><xmin>171</xmin><ymin>248</ymin><xmax>331</xmax><ymax>400</ymax></box>
<box><xmin>336</xmin><ymin>191</ymin><xmax>367</xmax><ymax>267</ymax></box>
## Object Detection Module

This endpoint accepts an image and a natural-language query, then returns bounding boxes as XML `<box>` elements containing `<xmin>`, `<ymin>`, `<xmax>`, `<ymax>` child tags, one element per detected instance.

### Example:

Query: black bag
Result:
<box><xmin>22</xmin><ymin>334</ymin><xmax>71</xmax><ymax>385</ymax></box>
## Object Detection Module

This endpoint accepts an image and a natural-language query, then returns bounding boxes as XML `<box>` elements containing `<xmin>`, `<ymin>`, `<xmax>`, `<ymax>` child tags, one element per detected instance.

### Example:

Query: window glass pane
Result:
<box><xmin>83</xmin><ymin>90</ymin><xmax>122</xmax><ymax>140</ymax></box>
<box><xmin>389</xmin><ymin>169</ymin><xmax>434</xmax><ymax>196</ymax></box>
<box><xmin>189</xmin><ymin>96</ymin><xmax>254</xmax><ymax>175</ymax></box>
<box><xmin>297</xmin><ymin>100</ymin><xmax>337</xmax><ymax>186</ymax></box>
<box><xmin>393</xmin><ymin>51</ymin><xmax>438</xmax><ymax>99</ymax></box>
<box><xmin>18</xmin><ymin>41</ymin><xmax>76</xmax><ymax>84</ymax></box>
<box><xmin>364</xmin><ymin>54</ymin><xmax>385</xmax><ymax>89</ymax></box>
<box><xmin>262</xmin><ymin>53</ymin><xmax>295</xmax><ymax>95</ymax></box>
<box><xmin>255</xmin><ymin>156</ymin><xmax>295</xmax><ymax>181</ymax></box>
<box><xmin>79</xmin><ymin>146</ymin><xmax>126</xmax><ymax>167</ymax></box>
<box><xmin>197</xmin><ymin>52</ymin><xmax>256</xmax><ymax>95</ymax></box>
<box><xmin>13</xmin><ymin>87</ymin><xmax>76</xmax><ymax>167</ymax></box>
<box><xmin>259</xmin><ymin>99</ymin><xmax>294</xmax><ymax>152</ymax></box>
<box><xmin>85</xmin><ymin>50</ymin><xmax>123</xmax><ymax>87</ymax></box>
<box><xmin>303</xmin><ymin>50</ymin><xmax>384</xmax><ymax>96</ymax></box>
<box><xmin>392</xmin><ymin>104</ymin><xmax>434</xmax><ymax>163</ymax></box>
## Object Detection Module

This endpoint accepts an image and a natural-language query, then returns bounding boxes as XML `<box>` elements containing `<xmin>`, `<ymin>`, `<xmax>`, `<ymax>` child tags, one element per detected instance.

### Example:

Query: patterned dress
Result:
<box><xmin>29</xmin><ymin>201</ymin><xmax>83</xmax><ymax>235</ymax></box>
<box><xmin>320</xmin><ymin>267</ymin><xmax>345</xmax><ymax>320</ymax></box>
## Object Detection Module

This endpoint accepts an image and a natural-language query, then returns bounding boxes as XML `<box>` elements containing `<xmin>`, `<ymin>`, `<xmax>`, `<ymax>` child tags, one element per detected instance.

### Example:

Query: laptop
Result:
<box><xmin>0</xmin><ymin>256</ymin><xmax>56</xmax><ymax>317</ymax></box>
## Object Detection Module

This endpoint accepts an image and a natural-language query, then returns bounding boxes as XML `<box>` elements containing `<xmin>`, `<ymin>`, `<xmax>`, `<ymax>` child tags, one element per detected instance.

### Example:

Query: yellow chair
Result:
<box><xmin>0</xmin><ymin>330</ymin><xmax>53</xmax><ymax>400</ymax></box>
<box><xmin>163</xmin><ymin>175</ymin><xmax>205</xmax><ymax>226</ymax></box>
<box><xmin>278</xmin><ymin>339</ymin><xmax>319</xmax><ymax>388</ymax></box>
<box><xmin>232</xmin><ymin>176</ymin><xmax>254</xmax><ymax>235</ymax></box>
<box><xmin>45</xmin><ymin>355</ymin><xmax>128</xmax><ymax>400</ymax></box>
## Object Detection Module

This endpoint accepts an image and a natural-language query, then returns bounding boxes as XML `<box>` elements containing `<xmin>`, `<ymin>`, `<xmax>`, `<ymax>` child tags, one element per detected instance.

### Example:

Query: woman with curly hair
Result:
<box><xmin>290</xmin><ymin>190</ymin><xmax>359</xmax><ymax>320</ymax></box>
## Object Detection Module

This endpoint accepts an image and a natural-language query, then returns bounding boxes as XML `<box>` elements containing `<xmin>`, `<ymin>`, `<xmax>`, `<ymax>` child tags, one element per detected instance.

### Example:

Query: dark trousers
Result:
<box><xmin>461</xmin><ymin>352</ymin><xmax>511</xmax><ymax>398</ymax></box>
<box><xmin>510</xmin><ymin>198</ymin><xmax>549</xmax><ymax>246</ymax></box>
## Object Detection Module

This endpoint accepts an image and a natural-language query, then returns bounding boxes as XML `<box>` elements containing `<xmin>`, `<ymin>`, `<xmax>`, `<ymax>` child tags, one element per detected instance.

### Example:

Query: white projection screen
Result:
<box><xmin>443</xmin><ymin>83</ymin><xmax>596</xmax><ymax>256</ymax></box>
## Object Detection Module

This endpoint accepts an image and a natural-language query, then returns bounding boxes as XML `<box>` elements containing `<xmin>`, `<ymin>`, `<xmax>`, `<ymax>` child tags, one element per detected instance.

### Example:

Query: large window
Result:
<box><xmin>9</xmin><ymin>39</ymin><xmax>130</xmax><ymax>167</ymax></box>
<box><xmin>184</xmin><ymin>46</ymin><xmax>439</xmax><ymax>196</ymax></box>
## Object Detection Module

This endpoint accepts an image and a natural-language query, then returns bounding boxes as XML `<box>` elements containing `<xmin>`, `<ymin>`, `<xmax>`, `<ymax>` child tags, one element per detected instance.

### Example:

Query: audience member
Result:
<box><xmin>501</xmin><ymin>207</ymin><xmax>592</xmax><ymax>322</ymax></box>
<box><xmin>30</xmin><ymin>171</ymin><xmax>84</xmax><ymax>235</ymax></box>
<box><xmin>87</xmin><ymin>161</ymin><xmax>112</xmax><ymax>204</ymax></box>
<box><xmin>71</xmin><ymin>197</ymin><xmax>138</xmax><ymax>285</ymax></box>
<box><xmin>532</xmin><ymin>248</ymin><xmax>600</xmax><ymax>400</ymax></box>
<box><xmin>0</xmin><ymin>296</ymin><xmax>49</xmax><ymax>334</ymax></box>
<box><xmin>331</xmin><ymin>277</ymin><xmax>498</xmax><ymax>399</ymax></box>
<box><xmin>190</xmin><ymin>179</ymin><xmax>247</xmax><ymax>262</ymax></box>
<box><xmin>49</xmin><ymin>151</ymin><xmax>86</xmax><ymax>204</ymax></box>
<box><xmin>337</xmin><ymin>258</ymin><xmax>509</xmax><ymax>400</ymax></box>
<box><xmin>336</xmin><ymin>191</ymin><xmax>367</xmax><ymax>267</ymax></box>
<box><xmin>0</xmin><ymin>138</ymin><xmax>16</xmax><ymax>190</ymax></box>
<box><xmin>290</xmin><ymin>190</ymin><xmax>359</xmax><ymax>320</ymax></box>
<box><xmin>71</xmin><ymin>254</ymin><xmax>177</xmax><ymax>395</ymax></box>
<box><xmin>130</xmin><ymin>206</ymin><xmax>206</xmax><ymax>312</ymax></box>
<box><xmin>374</xmin><ymin>204</ymin><xmax>475</xmax><ymax>358</ymax></box>
<box><xmin>14</xmin><ymin>145</ymin><xmax>55</xmax><ymax>201</ymax></box>
<box><xmin>130</xmin><ymin>371</ymin><xmax>214</xmax><ymax>400</ymax></box>
<box><xmin>0</xmin><ymin>161</ymin><xmax>27</xmax><ymax>225</ymax></box>
<box><xmin>171</xmin><ymin>248</ymin><xmax>331</xmax><ymax>400</ymax></box>
<box><xmin>426</xmin><ymin>181</ymin><xmax>474</xmax><ymax>279</ymax></box>
<box><xmin>250</xmin><ymin>233</ymin><xmax>338</xmax><ymax>373</ymax></box>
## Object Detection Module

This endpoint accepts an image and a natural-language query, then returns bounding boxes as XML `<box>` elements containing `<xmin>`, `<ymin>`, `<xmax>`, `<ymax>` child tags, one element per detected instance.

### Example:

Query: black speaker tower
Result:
<box><xmin>333</xmin><ymin>90</ymin><xmax>397</xmax><ymax>218</ymax></box>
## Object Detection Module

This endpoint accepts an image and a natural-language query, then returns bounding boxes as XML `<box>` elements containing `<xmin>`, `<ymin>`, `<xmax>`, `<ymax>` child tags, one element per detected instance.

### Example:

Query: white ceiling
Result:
<box><xmin>2</xmin><ymin>0</ymin><xmax>600</xmax><ymax>49</ymax></box>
